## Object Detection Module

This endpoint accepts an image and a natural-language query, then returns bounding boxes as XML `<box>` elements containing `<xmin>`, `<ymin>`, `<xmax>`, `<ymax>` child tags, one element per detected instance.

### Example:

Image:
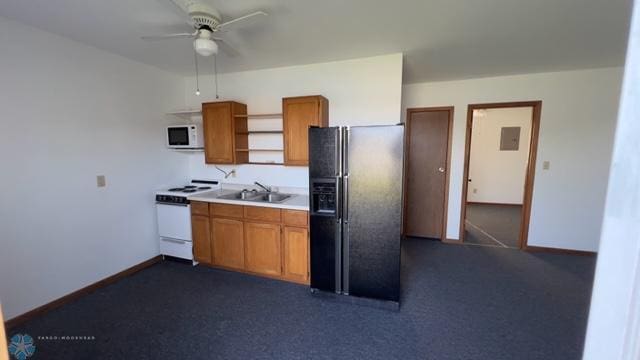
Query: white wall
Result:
<box><xmin>403</xmin><ymin>67</ymin><xmax>623</xmax><ymax>251</ymax></box>
<box><xmin>584</xmin><ymin>1</ymin><xmax>640</xmax><ymax>357</ymax></box>
<box><xmin>0</xmin><ymin>17</ymin><xmax>187</xmax><ymax>319</ymax></box>
<box><xmin>467</xmin><ymin>107</ymin><xmax>532</xmax><ymax>204</ymax></box>
<box><xmin>181</xmin><ymin>54</ymin><xmax>403</xmax><ymax>188</ymax></box>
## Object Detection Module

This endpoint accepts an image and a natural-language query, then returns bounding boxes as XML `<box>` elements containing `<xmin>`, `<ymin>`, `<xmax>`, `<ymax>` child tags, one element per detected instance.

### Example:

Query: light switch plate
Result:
<box><xmin>97</xmin><ymin>175</ymin><xmax>106</xmax><ymax>187</ymax></box>
<box><xmin>543</xmin><ymin>161</ymin><xmax>550</xmax><ymax>170</ymax></box>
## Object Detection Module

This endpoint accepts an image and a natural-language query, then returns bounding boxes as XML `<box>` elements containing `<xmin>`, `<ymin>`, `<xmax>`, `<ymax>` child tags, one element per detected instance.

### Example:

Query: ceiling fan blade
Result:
<box><xmin>141</xmin><ymin>31</ymin><xmax>197</xmax><ymax>41</ymax></box>
<box><xmin>217</xmin><ymin>11</ymin><xmax>268</xmax><ymax>30</ymax></box>
<box><xmin>212</xmin><ymin>37</ymin><xmax>240</xmax><ymax>57</ymax></box>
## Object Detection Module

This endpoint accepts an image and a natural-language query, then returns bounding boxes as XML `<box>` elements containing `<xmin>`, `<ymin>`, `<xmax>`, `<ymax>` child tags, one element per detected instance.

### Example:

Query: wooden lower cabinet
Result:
<box><xmin>192</xmin><ymin>215</ymin><xmax>212</xmax><ymax>264</ymax></box>
<box><xmin>244</xmin><ymin>222</ymin><xmax>282</xmax><ymax>276</ymax></box>
<box><xmin>192</xmin><ymin>201</ymin><xmax>309</xmax><ymax>284</ymax></box>
<box><xmin>211</xmin><ymin>217</ymin><xmax>245</xmax><ymax>270</ymax></box>
<box><xmin>283</xmin><ymin>226</ymin><xmax>309</xmax><ymax>283</ymax></box>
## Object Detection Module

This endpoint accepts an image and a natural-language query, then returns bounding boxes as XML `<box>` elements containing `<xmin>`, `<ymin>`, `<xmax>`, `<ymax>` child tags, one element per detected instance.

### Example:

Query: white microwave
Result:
<box><xmin>167</xmin><ymin>124</ymin><xmax>204</xmax><ymax>149</ymax></box>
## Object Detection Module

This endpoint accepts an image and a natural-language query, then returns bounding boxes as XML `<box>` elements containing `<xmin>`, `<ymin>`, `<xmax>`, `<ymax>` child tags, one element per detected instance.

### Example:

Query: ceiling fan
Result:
<box><xmin>142</xmin><ymin>0</ymin><xmax>268</xmax><ymax>57</ymax></box>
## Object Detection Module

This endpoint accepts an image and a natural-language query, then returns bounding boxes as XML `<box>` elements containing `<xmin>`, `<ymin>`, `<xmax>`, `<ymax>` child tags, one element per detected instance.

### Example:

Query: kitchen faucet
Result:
<box><xmin>254</xmin><ymin>181</ymin><xmax>272</xmax><ymax>192</ymax></box>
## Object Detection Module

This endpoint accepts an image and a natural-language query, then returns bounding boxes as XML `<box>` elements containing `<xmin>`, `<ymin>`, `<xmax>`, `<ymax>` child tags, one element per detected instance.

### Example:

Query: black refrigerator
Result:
<box><xmin>309</xmin><ymin>125</ymin><xmax>404</xmax><ymax>303</ymax></box>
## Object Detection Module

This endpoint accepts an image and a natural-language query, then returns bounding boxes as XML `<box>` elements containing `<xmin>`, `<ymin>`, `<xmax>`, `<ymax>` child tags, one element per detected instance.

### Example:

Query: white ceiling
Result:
<box><xmin>0</xmin><ymin>0</ymin><xmax>632</xmax><ymax>83</ymax></box>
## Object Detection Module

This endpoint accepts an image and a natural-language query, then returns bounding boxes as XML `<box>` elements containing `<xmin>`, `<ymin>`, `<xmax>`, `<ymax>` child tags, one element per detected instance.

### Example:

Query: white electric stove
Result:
<box><xmin>155</xmin><ymin>179</ymin><xmax>220</xmax><ymax>263</ymax></box>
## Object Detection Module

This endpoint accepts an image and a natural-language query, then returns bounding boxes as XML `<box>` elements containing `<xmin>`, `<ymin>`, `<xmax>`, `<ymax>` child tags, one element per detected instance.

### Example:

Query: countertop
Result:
<box><xmin>187</xmin><ymin>189</ymin><xmax>309</xmax><ymax>211</ymax></box>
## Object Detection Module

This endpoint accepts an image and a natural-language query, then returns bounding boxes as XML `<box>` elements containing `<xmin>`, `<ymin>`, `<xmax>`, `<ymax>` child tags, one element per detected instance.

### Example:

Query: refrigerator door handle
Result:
<box><xmin>343</xmin><ymin>127</ymin><xmax>349</xmax><ymax>175</ymax></box>
<box><xmin>342</xmin><ymin>221</ymin><xmax>350</xmax><ymax>295</ymax></box>
<box><xmin>335</xmin><ymin>127</ymin><xmax>343</xmax><ymax>177</ymax></box>
<box><xmin>343</xmin><ymin>174</ymin><xmax>349</xmax><ymax>222</ymax></box>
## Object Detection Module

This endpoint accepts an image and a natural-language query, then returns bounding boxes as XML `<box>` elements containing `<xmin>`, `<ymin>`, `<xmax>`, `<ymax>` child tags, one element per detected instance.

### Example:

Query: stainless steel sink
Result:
<box><xmin>218</xmin><ymin>190</ymin><xmax>261</xmax><ymax>200</ymax></box>
<box><xmin>217</xmin><ymin>191</ymin><xmax>291</xmax><ymax>203</ymax></box>
<box><xmin>256</xmin><ymin>193</ymin><xmax>292</xmax><ymax>203</ymax></box>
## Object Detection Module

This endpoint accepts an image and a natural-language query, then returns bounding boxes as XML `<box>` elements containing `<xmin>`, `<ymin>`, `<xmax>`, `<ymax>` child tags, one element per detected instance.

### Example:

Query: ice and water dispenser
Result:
<box><xmin>310</xmin><ymin>179</ymin><xmax>337</xmax><ymax>216</ymax></box>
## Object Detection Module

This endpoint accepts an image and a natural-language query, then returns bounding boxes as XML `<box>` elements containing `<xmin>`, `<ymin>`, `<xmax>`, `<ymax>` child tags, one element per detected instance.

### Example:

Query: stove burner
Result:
<box><xmin>182</xmin><ymin>189</ymin><xmax>197</xmax><ymax>193</ymax></box>
<box><xmin>197</xmin><ymin>186</ymin><xmax>212</xmax><ymax>190</ymax></box>
<box><xmin>184</xmin><ymin>185</ymin><xmax>197</xmax><ymax>189</ymax></box>
<box><xmin>168</xmin><ymin>187</ymin><xmax>185</xmax><ymax>192</ymax></box>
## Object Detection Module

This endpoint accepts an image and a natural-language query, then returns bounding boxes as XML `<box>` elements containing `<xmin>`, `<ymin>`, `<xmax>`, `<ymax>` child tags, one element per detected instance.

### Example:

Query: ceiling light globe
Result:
<box><xmin>194</xmin><ymin>38</ymin><xmax>218</xmax><ymax>57</ymax></box>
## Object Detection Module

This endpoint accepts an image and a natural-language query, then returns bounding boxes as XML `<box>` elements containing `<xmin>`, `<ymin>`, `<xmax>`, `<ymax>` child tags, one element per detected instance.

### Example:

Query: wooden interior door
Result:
<box><xmin>244</xmin><ymin>222</ymin><xmax>282</xmax><ymax>276</ymax></box>
<box><xmin>211</xmin><ymin>217</ymin><xmax>245</xmax><ymax>269</ymax></box>
<box><xmin>0</xmin><ymin>304</ymin><xmax>7</xmax><ymax>360</ymax></box>
<box><xmin>404</xmin><ymin>108</ymin><xmax>452</xmax><ymax>239</ymax></box>
<box><xmin>203</xmin><ymin>102</ymin><xmax>234</xmax><ymax>164</ymax></box>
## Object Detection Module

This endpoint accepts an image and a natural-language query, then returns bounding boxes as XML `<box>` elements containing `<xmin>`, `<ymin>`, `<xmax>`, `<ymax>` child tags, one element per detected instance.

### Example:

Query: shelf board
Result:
<box><xmin>236</xmin><ymin>149</ymin><xmax>284</xmax><ymax>152</ymax></box>
<box><xmin>166</xmin><ymin>109</ymin><xmax>201</xmax><ymax>118</ymax></box>
<box><xmin>169</xmin><ymin>148</ymin><xmax>204</xmax><ymax>152</ymax></box>
<box><xmin>247</xmin><ymin>162</ymin><xmax>284</xmax><ymax>165</ymax></box>
<box><xmin>236</xmin><ymin>131</ymin><xmax>283</xmax><ymax>135</ymax></box>
<box><xmin>235</xmin><ymin>113</ymin><xmax>283</xmax><ymax>119</ymax></box>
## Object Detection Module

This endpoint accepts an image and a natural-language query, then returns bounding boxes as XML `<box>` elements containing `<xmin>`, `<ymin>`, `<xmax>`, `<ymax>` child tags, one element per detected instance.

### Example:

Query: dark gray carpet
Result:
<box><xmin>10</xmin><ymin>239</ymin><xmax>595</xmax><ymax>360</ymax></box>
<box><xmin>465</xmin><ymin>204</ymin><xmax>523</xmax><ymax>248</ymax></box>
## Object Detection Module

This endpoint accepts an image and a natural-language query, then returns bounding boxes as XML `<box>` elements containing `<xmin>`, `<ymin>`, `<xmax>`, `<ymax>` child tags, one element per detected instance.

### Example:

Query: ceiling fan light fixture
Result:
<box><xmin>194</xmin><ymin>38</ymin><xmax>218</xmax><ymax>57</ymax></box>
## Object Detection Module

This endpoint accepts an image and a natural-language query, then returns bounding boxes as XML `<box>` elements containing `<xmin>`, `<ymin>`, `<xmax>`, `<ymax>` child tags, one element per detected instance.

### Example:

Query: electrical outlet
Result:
<box><xmin>97</xmin><ymin>175</ymin><xmax>106</xmax><ymax>187</ymax></box>
<box><xmin>543</xmin><ymin>161</ymin><xmax>550</xmax><ymax>170</ymax></box>
<box><xmin>473</xmin><ymin>188</ymin><xmax>477</xmax><ymax>194</ymax></box>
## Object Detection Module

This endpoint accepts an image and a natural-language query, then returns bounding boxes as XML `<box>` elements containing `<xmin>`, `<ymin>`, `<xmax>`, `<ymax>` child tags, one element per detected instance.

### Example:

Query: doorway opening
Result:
<box><xmin>403</xmin><ymin>107</ymin><xmax>453</xmax><ymax>241</ymax></box>
<box><xmin>460</xmin><ymin>101</ymin><xmax>541</xmax><ymax>249</ymax></box>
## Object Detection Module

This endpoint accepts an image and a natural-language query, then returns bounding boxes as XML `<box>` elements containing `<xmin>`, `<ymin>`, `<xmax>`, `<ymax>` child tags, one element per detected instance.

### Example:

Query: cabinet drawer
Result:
<box><xmin>244</xmin><ymin>206</ymin><xmax>281</xmax><ymax>222</ymax></box>
<box><xmin>283</xmin><ymin>210</ymin><xmax>308</xmax><ymax>227</ymax></box>
<box><xmin>210</xmin><ymin>203</ymin><xmax>243</xmax><ymax>218</ymax></box>
<box><xmin>191</xmin><ymin>201</ymin><xmax>210</xmax><ymax>216</ymax></box>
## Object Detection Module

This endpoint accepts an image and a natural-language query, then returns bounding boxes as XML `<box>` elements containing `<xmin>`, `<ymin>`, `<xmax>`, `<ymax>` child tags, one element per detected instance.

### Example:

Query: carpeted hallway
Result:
<box><xmin>465</xmin><ymin>203</ymin><xmax>523</xmax><ymax>248</ymax></box>
<box><xmin>9</xmin><ymin>238</ymin><xmax>595</xmax><ymax>360</ymax></box>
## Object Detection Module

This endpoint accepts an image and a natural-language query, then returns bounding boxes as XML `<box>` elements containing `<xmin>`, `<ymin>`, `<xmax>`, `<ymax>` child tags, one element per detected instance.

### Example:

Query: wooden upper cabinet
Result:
<box><xmin>283</xmin><ymin>95</ymin><xmax>328</xmax><ymax>166</ymax></box>
<box><xmin>244</xmin><ymin>222</ymin><xmax>282</xmax><ymax>276</ymax></box>
<box><xmin>202</xmin><ymin>101</ymin><xmax>248</xmax><ymax>164</ymax></box>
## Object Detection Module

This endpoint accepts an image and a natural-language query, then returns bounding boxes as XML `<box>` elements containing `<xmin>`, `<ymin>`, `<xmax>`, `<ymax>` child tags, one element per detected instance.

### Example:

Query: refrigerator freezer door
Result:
<box><xmin>309</xmin><ymin>127</ymin><xmax>343</xmax><ymax>293</ymax></box>
<box><xmin>344</xmin><ymin>125</ymin><xmax>404</xmax><ymax>302</ymax></box>
<box><xmin>309</xmin><ymin>127</ymin><xmax>339</xmax><ymax>178</ymax></box>
<box><xmin>310</xmin><ymin>216</ymin><xmax>339</xmax><ymax>292</ymax></box>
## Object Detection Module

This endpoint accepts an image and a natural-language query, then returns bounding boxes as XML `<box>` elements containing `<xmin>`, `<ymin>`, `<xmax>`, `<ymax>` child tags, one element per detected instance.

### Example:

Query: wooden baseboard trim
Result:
<box><xmin>466</xmin><ymin>201</ymin><xmax>523</xmax><ymax>207</ymax></box>
<box><xmin>5</xmin><ymin>255</ymin><xmax>162</xmax><ymax>330</ymax></box>
<box><xmin>524</xmin><ymin>245</ymin><xmax>596</xmax><ymax>256</ymax></box>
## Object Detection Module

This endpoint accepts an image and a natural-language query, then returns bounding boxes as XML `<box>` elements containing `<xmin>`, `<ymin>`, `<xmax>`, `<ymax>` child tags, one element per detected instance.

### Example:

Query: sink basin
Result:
<box><xmin>257</xmin><ymin>193</ymin><xmax>292</xmax><ymax>203</ymax></box>
<box><xmin>217</xmin><ymin>191</ymin><xmax>291</xmax><ymax>203</ymax></box>
<box><xmin>218</xmin><ymin>191</ymin><xmax>261</xmax><ymax>200</ymax></box>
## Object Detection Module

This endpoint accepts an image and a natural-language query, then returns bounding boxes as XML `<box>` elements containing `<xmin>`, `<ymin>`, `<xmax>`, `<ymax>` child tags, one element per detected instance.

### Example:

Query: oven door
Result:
<box><xmin>156</xmin><ymin>203</ymin><xmax>192</xmax><ymax>241</ymax></box>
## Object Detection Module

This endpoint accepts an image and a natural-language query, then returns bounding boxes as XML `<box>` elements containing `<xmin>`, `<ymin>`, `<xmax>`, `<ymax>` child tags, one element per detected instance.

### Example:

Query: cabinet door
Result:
<box><xmin>211</xmin><ymin>217</ymin><xmax>245</xmax><ymax>269</ymax></box>
<box><xmin>244</xmin><ymin>222</ymin><xmax>282</xmax><ymax>276</ymax></box>
<box><xmin>192</xmin><ymin>215</ymin><xmax>212</xmax><ymax>264</ymax></box>
<box><xmin>283</xmin><ymin>226</ymin><xmax>309</xmax><ymax>283</ymax></box>
<box><xmin>283</xmin><ymin>96</ymin><xmax>327</xmax><ymax>166</ymax></box>
<box><xmin>203</xmin><ymin>102</ymin><xmax>234</xmax><ymax>164</ymax></box>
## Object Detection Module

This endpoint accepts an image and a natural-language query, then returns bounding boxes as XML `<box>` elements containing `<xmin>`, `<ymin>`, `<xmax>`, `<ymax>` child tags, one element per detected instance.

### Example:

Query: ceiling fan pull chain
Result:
<box><xmin>213</xmin><ymin>54</ymin><xmax>219</xmax><ymax>99</ymax></box>
<box><xmin>194</xmin><ymin>50</ymin><xmax>200</xmax><ymax>96</ymax></box>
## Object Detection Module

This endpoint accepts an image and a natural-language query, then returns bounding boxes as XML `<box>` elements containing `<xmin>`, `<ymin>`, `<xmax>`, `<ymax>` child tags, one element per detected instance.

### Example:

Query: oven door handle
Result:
<box><xmin>156</xmin><ymin>202</ymin><xmax>189</xmax><ymax>207</ymax></box>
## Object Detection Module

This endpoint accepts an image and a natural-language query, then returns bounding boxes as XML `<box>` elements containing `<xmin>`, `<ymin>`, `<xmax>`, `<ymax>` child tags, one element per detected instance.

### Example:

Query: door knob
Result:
<box><xmin>438</xmin><ymin>167</ymin><xmax>445</xmax><ymax>173</ymax></box>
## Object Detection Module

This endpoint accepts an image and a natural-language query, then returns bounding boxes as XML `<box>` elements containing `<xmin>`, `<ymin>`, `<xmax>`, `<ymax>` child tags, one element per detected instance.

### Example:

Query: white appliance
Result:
<box><xmin>167</xmin><ymin>124</ymin><xmax>204</xmax><ymax>149</ymax></box>
<box><xmin>155</xmin><ymin>179</ymin><xmax>220</xmax><ymax>263</ymax></box>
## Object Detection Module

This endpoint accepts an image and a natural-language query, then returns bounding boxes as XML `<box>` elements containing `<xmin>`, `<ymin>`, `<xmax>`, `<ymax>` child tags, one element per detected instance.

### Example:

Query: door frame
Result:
<box><xmin>459</xmin><ymin>101</ymin><xmax>542</xmax><ymax>249</ymax></box>
<box><xmin>403</xmin><ymin>106</ymin><xmax>454</xmax><ymax>241</ymax></box>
